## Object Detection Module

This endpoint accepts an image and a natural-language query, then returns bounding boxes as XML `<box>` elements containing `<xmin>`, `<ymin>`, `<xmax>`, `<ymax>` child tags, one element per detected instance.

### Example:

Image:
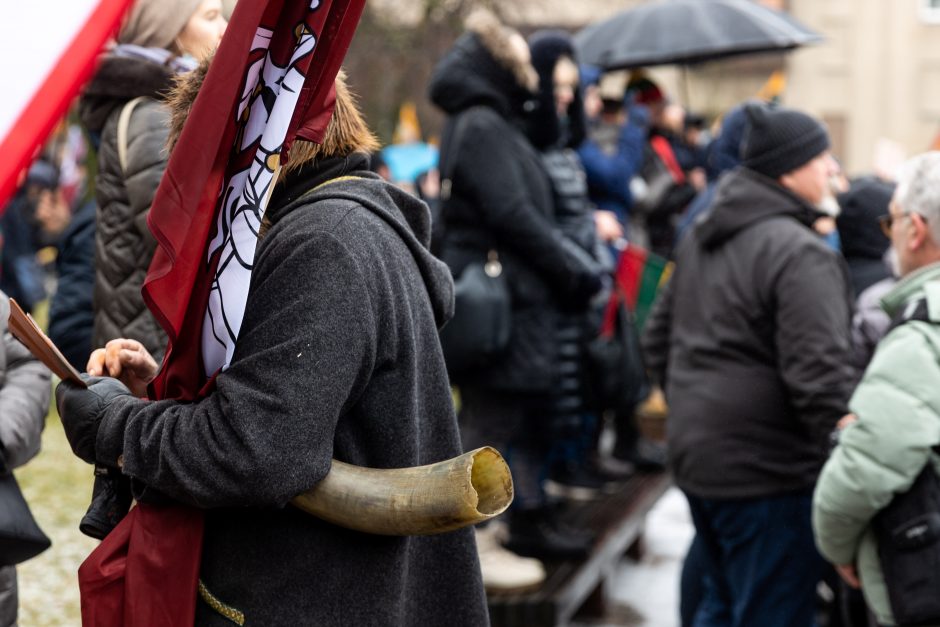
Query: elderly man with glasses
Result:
<box><xmin>814</xmin><ymin>151</ymin><xmax>940</xmax><ymax>626</ymax></box>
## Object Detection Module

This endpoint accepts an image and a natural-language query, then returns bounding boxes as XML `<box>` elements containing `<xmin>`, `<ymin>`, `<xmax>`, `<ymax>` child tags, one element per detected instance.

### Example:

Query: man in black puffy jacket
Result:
<box><xmin>642</xmin><ymin>103</ymin><xmax>855</xmax><ymax>626</ymax></box>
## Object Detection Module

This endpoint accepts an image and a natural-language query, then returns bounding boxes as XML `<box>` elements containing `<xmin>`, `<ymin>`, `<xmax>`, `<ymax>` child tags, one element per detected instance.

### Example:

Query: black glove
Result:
<box><xmin>56</xmin><ymin>376</ymin><xmax>132</xmax><ymax>465</ymax></box>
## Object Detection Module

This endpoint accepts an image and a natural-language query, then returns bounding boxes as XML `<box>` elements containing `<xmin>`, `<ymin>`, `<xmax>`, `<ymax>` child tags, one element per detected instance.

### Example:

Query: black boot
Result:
<box><xmin>612</xmin><ymin>405</ymin><xmax>667</xmax><ymax>472</ymax></box>
<box><xmin>547</xmin><ymin>457</ymin><xmax>627</xmax><ymax>501</ymax></box>
<box><xmin>505</xmin><ymin>507</ymin><xmax>594</xmax><ymax>560</ymax></box>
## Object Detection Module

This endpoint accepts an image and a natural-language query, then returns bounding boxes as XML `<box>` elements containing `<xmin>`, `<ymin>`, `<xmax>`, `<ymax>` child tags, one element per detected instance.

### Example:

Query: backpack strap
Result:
<box><xmin>116</xmin><ymin>96</ymin><xmax>147</xmax><ymax>175</ymax></box>
<box><xmin>888</xmin><ymin>297</ymin><xmax>930</xmax><ymax>333</ymax></box>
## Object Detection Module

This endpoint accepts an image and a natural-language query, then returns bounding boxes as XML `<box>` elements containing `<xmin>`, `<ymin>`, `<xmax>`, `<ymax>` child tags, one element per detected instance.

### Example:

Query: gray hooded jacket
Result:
<box><xmin>0</xmin><ymin>295</ymin><xmax>51</xmax><ymax>626</ymax></box>
<box><xmin>93</xmin><ymin>157</ymin><xmax>488</xmax><ymax>626</ymax></box>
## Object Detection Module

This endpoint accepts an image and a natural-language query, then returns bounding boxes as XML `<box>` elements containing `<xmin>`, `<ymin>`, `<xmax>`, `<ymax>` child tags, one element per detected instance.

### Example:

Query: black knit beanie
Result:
<box><xmin>741</xmin><ymin>103</ymin><xmax>830</xmax><ymax>179</ymax></box>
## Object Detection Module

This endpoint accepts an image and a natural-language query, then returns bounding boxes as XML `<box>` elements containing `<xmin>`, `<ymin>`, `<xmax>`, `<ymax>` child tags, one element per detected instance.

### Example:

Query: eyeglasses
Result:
<box><xmin>879</xmin><ymin>212</ymin><xmax>927</xmax><ymax>238</ymax></box>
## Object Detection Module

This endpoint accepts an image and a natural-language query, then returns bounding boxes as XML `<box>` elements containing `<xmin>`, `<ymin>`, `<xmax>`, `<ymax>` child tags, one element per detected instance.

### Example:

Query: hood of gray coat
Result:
<box><xmin>696</xmin><ymin>167</ymin><xmax>822</xmax><ymax>250</ymax></box>
<box><xmin>268</xmin><ymin>158</ymin><xmax>454</xmax><ymax>329</ymax></box>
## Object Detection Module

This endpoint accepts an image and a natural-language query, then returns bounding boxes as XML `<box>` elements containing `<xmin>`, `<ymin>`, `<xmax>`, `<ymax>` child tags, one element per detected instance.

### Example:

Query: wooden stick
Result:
<box><xmin>8</xmin><ymin>298</ymin><xmax>86</xmax><ymax>387</ymax></box>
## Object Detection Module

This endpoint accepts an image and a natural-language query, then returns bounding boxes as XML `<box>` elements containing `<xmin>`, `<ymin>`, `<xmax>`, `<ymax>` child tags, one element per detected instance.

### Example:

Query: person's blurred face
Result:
<box><xmin>553</xmin><ymin>57</ymin><xmax>579</xmax><ymax>116</ymax></box>
<box><xmin>779</xmin><ymin>151</ymin><xmax>839</xmax><ymax>207</ymax></box>
<box><xmin>583</xmin><ymin>84</ymin><xmax>601</xmax><ymax>120</ymax></box>
<box><xmin>884</xmin><ymin>196</ymin><xmax>932</xmax><ymax>277</ymax></box>
<box><xmin>177</xmin><ymin>0</ymin><xmax>227</xmax><ymax>62</ymax></box>
<box><xmin>35</xmin><ymin>189</ymin><xmax>70</xmax><ymax>237</ymax></box>
<box><xmin>661</xmin><ymin>104</ymin><xmax>685</xmax><ymax>134</ymax></box>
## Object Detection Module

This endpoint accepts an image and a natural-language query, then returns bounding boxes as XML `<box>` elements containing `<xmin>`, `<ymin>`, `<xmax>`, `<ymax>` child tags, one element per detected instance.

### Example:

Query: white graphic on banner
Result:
<box><xmin>201</xmin><ymin>17</ymin><xmax>319</xmax><ymax>376</ymax></box>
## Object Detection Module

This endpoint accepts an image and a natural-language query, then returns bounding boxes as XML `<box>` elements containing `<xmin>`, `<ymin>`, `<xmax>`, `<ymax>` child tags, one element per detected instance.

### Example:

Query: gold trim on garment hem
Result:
<box><xmin>198</xmin><ymin>579</ymin><xmax>246</xmax><ymax>626</ymax></box>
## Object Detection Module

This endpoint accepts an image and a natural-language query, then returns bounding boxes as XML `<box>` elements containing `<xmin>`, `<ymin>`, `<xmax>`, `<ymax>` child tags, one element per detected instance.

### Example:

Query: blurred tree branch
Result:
<box><xmin>344</xmin><ymin>0</ymin><xmax>508</xmax><ymax>145</ymax></box>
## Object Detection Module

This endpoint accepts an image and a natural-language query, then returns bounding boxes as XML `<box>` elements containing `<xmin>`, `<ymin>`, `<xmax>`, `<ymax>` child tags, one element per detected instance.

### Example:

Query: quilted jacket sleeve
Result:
<box><xmin>813</xmin><ymin>322</ymin><xmax>940</xmax><ymax>565</ymax></box>
<box><xmin>123</xmin><ymin>99</ymin><xmax>171</xmax><ymax>242</ymax></box>
<box><xmin>0</xmin><ymin>298</ymin><xmax>50</xmax><ymax>470</ymax></box>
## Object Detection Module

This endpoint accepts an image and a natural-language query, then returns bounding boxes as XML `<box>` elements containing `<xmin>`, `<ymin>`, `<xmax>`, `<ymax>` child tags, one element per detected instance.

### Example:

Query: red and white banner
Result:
<box><xmin>0</xmin><ymin>0</ymin><xmax>132</xmax><ymax>212</ymax></box>
<box><xmin>144</xmin><ymin>0</ymin><xmax>366</xmax><ymax>402</ymax></box>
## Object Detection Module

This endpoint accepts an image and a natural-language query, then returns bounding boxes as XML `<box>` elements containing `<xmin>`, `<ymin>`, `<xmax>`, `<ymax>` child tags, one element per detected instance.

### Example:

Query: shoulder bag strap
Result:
<box><xmin>438</xmin><ymin>107</ymin><xmax>500</xmax><ymax>266</ymax></box>
<box><xmin>438</xmin><ymin>107</ymin><xmax>479</xmax><ymax>203</ymax></box>
<box><xmin>116</xmin><ymin>96</ymin><xmax>148</xmax><ymax>175</ymax></box>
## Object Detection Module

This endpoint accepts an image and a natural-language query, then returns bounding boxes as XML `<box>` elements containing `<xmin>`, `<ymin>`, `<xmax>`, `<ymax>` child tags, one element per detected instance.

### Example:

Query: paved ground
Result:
<box><xmin>613</xmin><ymin>487</ymin><xmax>693</xmax><ymax>627</ymax></box>
<box><xmin>573</xmin><ymin>487</ymin><xmax>694</xmax><ymax>627</ymax></box>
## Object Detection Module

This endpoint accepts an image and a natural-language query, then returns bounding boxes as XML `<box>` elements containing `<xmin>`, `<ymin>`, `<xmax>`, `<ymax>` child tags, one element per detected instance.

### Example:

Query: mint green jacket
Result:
<box><xmin>813</xmin><ymin>262</ymin><xmax>940</xmax><ymax>626</ymax></box>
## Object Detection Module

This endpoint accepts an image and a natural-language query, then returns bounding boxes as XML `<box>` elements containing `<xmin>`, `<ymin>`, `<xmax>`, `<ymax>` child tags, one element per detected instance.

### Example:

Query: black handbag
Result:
<box><xmin>584</xmin><ymin>289</ymin><xmax>649</xmax><ymax>413</ymax></box>
<box><xmin>872</xmin><ymin>450</ymin><xmax>940</xmax><ymax>626</ymax></box>
<box><xmin>439</xmin><ymin>251</ymin><xmax>511</xmax><ymax>376</ymax></box>
<box><xmin>0</xmin><ymin>458</ymin><xmax>51</xmax><ymax>566</ymax></box>
<box><xmin>870</xmin><ymin>299</ymin><xmax>940</xmax><ymax>625</ymax></box>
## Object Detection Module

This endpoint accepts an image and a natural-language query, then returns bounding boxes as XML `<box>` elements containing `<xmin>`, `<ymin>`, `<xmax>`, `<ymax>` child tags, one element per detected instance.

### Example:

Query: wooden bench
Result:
<box><xmin>486</xmin><ymin>471</ymin><xmax>673</xmax><ymax>627</ymax></box>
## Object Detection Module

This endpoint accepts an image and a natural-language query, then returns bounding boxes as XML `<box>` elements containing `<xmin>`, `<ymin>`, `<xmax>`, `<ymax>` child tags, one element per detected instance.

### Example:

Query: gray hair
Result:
<box><xmin>895</xmin><ymin>151</ymin><xmax>940</xmax><ymax>243</ymax></box>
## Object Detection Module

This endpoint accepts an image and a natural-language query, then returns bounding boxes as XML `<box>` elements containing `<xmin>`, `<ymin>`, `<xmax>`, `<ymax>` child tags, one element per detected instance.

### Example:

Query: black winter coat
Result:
<box><xmin>94</xmin><ymin>158</ymin><xmax>488</xmax><ymax>626</ymax></box>
<box><xmin>48</xmin><ymin>199</ymin><xmax>96</xmax><ymax>371</ymax></box>
<box><xmin>429</xmin><ymin>32</ymin><xmax>597</xmax><ymax>392</ymax></box>
<box><xmin>642</xmin><ymin>167</ymin><xmax>855</xmax><ymax>500</ymax></box>
<box><xmin>79</xmin><ymin>55</ymin><xmax>172</xmax><ymax>360</ymax></box>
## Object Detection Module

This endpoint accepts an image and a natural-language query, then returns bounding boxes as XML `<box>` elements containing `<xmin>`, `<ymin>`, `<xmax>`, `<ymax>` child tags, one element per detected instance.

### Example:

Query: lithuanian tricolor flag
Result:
<box><xmin>613</xmin><ymin>244</ymin><xmax>672</xmax><ymax>332</ymax></box>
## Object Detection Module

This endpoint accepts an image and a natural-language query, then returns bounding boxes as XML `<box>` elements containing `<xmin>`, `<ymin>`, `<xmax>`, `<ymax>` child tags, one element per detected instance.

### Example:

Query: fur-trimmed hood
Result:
<box><xmin>79</xmin><ymin>54</ymin><xmax>176</xmax><ymax>135</ymax></box>
<box><xmin>428</xmin><ymin>10</ymin><xmax>538</xmax><ymax>119</ymax></box>
<box><xmin>464</xmin><ymin>10</ymin><xmax>537</xmax><ymax>94</ymax></box>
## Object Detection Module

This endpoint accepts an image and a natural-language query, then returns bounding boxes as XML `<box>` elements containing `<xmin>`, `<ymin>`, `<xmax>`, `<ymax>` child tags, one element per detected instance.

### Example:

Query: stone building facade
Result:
<box><xmin>785</xmin><ymin>0</ymin><xmax>940</xmax><ymax>174</ymax></box>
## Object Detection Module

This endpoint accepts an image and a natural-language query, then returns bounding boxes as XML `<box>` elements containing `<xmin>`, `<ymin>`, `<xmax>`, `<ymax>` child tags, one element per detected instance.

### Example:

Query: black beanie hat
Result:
<box><xmin>741</xmin><ymin>103</ymin><xmax>830</xmax><ymax>179</ymax></box>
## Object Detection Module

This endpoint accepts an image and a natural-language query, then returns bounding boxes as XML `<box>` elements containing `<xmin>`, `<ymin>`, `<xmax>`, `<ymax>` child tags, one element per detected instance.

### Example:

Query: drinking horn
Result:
<box><xmin>291</xmin><ymin>446</ymin><xmax>513</xmax><ymax>536</ymax></box>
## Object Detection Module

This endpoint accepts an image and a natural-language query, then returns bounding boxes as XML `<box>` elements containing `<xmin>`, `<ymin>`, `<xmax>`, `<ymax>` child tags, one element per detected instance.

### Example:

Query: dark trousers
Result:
<box><xmin>459</xmin><ymin>387</ymin><xmax>550</xmax><ymax>509</ymax></box>
<box><xmin>680</xmin><ymin>534</ymin><xmax>708</xmax><ymax>627</ymax></box>
<box><xmin>684</xmin><ymin>488</ymin><xmax>823</xmax><ymax>627</ymax></box>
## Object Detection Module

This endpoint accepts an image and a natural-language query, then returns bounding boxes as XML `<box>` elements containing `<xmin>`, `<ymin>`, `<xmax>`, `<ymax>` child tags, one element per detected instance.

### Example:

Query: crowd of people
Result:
<box><xmin>1</xmin><ymin>1</ymin><xmax>939</xmax><ymax>626</ymax></box>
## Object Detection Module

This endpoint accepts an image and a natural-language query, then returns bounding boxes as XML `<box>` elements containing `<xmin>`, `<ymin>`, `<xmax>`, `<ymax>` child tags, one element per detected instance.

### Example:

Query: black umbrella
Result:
<box><xmin>574</xmin><ymin>0</ymin><xmax>823</xmax><ymax>71</ymax></box>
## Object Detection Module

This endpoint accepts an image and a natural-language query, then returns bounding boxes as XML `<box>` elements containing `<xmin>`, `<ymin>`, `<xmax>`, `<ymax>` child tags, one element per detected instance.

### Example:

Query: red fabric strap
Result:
<box><xmin>650</xmin><ymin>135</ymin><xmax>686</xmax><ymax>184</ymax></box>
